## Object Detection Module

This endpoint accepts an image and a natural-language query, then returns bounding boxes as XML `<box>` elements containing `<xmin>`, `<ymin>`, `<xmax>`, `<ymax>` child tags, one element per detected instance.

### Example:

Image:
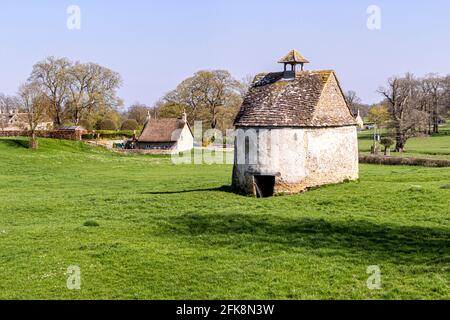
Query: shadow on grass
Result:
<box><xmin>158</xmin><ymin>213</ymin><xmax>450</xmax><ymax>265</ymax></box>
<box><xmin>0</xmin><ymin>138</ymin><xmax>29</xmax><ymax>149</ymax></box>
<box><xmin>142</xmin><ymin>185</ymin><xmax>234</xmax><ymax>195</ymax></box>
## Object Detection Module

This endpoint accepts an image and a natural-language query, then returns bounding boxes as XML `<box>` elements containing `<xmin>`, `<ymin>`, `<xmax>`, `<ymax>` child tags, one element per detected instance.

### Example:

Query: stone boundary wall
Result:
<box><xmin>115</xmin><ymin>149</ymin><xmax>174</xmax><ymax>155</ymax></box>
<box><xmin>0</xmin><ymin>130</ymin><xmax>83</xmax><ymax>141</ymax></box>
<box><xmin>359</xmin><ymin>154</ymin><xmax>450</xmax><ymax>167</ymax></box>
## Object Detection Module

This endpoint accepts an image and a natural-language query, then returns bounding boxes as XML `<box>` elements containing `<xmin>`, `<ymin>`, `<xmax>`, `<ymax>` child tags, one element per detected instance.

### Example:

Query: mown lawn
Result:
<box><xmin>0</xmin><ymin>138</ymin><xmax>449</xmax><ymax>300</ymax></box>
<box><xmin>358</xmin><ymin>122</ymin><xmax>450</xmax><ymax>160</ymax></box>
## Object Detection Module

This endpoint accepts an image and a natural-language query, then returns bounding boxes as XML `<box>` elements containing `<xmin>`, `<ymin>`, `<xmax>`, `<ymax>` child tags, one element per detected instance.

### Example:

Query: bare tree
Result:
<box><xmin>127</xmin><ymin>102</ymin><xmax>154</xmax><ymax>125</ymax></box>
<box><xmin>198</xmin><ymin>70</ymin><xmax>240</xmax><ymax>129</ymax></box>
<box><xmin>441</xmin><ymin>75</ymin><xmax>450</xmax><ymax>119</ymax></box>
<box><xmin>164</xmin><ymin>75</ymin><xmax>205</xmax><ymax>123</ymax></box>
<box><xmin>0</xmin><ymin>93</ymin><xmax>5</xmax><ymax>114</ymax></box>
<box><xmin>0</xmin><ymin>97</ymin><xmax>7</xmax><ymax>131</ymax></box>
<box><xmin>418</xmin><ymin>74</ymin><xmax>445</xmax><ymax>133</ymax></box>
<box><xmin>377</xmin><ymin>74</ymin><xmax>420</xmax><ymax>152</ymax></box>
<box><xmin>18</xmin><ymin>82</ymin><xmax>50</xmax><ymax>149</ymax></box>
<box><xmin>0</xmin><ymin>94</ymin><xmax>20</xmax><ymax>113</ymax></box>
<box><xmin>30</xmin><ymin>57</ymin><xmax>71</xmax><ymax>126</ymax></box>
<box><xmin>345</xmin><ymin>90</ymin><xmax>362</xmax><ymax>116</ymax></box>
<box><xmin>164</xmin><ymin>70</ymin><xmax>240</xmax><ymax>129</ymax></box>
<box><xmin>66</xmin><ymin>62</ymin><xmax>123</xmax><ymax>124</ymax></box>
<box><xmin>0</xmin><ymin>94</ymin><xmax>20</xmax><ymax>131</ymax></box>
<box><xmin>237</xmin><ymin>74</ymin><xmax>255</xmax><ymax>98</ymax></box>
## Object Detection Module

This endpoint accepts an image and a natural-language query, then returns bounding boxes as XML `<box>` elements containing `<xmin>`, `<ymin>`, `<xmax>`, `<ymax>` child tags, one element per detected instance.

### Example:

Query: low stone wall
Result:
<box><xmin>116</xmin><ymin>149</ymin><xmax>174</xmax><ymax>155</ymax></box>
<box><xmin>0</xmin><ymin>130</ymin><xmax>83</xmax><ymax>141</ymax></box>
<box><xmin>359</xmin><ymin>154</ymin><xmax>450</xmax><ymax>167</ymax></box>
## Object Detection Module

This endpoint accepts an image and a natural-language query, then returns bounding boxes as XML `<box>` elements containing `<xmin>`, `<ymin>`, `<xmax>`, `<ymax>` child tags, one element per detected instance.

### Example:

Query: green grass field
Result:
<box><xmin>358</xmin><ymin>122</ymin><xmax>450</xmax><ymax>160</ymax></box>
<box><xmin>0</xmin><ymin>137</ymin><xmax>449</xmax><ymax>300</ymax></box>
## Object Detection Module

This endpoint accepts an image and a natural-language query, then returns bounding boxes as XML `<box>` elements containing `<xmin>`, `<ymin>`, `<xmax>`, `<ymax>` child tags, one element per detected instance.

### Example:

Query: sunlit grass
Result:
<box><xmin>0</xmin><ymin>137</ymin><xmax>448</xmax><ymax>299</ymax></box>
<box><xmin>358</xmin><ymin>122</ymin><xmax>450</xmax><ymax>160</ymax></box>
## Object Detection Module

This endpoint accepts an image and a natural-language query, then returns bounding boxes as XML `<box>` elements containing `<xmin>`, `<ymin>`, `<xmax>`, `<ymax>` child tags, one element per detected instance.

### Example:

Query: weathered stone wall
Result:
<box><xmin>302</xmin><ymin>126</ymin><xmax>359</xmax><ymax>190</ymax></box>
<box><xmin>232</xmin><ymin>126</ymin><xmax>359</xmax><ymax>195</ymax></box>
<box><xmin>311</xmin><ymin>73</ymin><xmax>354</xmax><ymax>125</ymax></box>
<box><xmin>0</xmin><ymin>130</ymin><xmax>84</xmax><ymax>141</ymax></box>
<box><xmin>117</xmin><ymin>149</ymin><xmax>174</xmax><ymax>155</ymax></box>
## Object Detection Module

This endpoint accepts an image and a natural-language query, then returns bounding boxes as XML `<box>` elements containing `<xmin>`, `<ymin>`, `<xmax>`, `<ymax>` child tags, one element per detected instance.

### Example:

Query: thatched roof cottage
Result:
<box><xmin>137</xmin><ymin>113</ymin><xmax>193</xmax><ymax>153</ymax></box>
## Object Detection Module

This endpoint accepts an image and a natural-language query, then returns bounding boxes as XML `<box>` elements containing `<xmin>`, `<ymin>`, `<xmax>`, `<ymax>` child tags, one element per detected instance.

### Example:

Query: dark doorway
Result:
<box><xmin>254</xmin><ymin>175</ymin><xmax>275</xmax><ymax>198</ymax></box>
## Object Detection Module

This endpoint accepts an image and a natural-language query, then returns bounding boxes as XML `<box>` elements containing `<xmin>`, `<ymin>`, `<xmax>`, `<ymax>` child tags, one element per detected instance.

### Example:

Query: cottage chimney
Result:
<box><xmin>182</xmin><ymin>112</ymin><xmax>187</xmax><ymax>123</ymax></box>
<box><xmin>147</xmin><ymin>110</ymin><xmax>152</xmax><ymax>121</ymax></box>
<box><xmin>278</xmin><ymin>49</ymin><xmax>310</xmax><ymax>79</ymax></box>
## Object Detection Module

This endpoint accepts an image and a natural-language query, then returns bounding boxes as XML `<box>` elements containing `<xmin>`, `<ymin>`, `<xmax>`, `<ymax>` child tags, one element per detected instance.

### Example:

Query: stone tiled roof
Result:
<box><xmin>278</xmin><ymin>50</ymin><xmax>310</xmax><ymax>64</ymax></box>
<box><xmin>234</xmin><ymin>70</ymin><xmax>356</xmax><ymax>128</ymax></box>
<box><xmin>59</xmin><ymin>126</ymin><xmax>86</xmax><ymax>131</ymax></box>
<box><xmin>138</xmin><ymin>118</ymin><xmax>187</xmax><ymax>143</ymax></box>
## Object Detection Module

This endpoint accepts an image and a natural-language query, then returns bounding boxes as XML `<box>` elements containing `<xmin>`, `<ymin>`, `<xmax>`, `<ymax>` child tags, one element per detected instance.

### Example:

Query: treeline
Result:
<box><xmin>2</xmin><ymin>55</ymin><xmax>449</xmax><ymax>152</ymax></box>
<box><xmin>0</xmin><ymin>56</ymin><xmax>123</xmax><ymax>132</ymax></box>
<box><xmin>0</xmin><ymin>57</ymin><xmax>250</xmax><ymax>135</ymax></box>
<box><xmin>347</xmin><ymin>73</ymin><xmax>450</xmax><ymax>151</ymax></box>
<box><xmin>155</xmin><ymin>70</ymin><xmax>249</xmax><ymax>132</ymax></box>
<box><xmin>122</xmin><ymin>70</ymin><xmax>249</xmax><ymax>133</ymax></box>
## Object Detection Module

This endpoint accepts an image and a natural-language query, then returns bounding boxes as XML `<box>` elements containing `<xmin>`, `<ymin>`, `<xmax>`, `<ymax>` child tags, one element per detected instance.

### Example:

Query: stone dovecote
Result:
<box><xmin>232</xmin><ymin>50</ymin><xmax>359</xmax><ymax>197</ymax></box>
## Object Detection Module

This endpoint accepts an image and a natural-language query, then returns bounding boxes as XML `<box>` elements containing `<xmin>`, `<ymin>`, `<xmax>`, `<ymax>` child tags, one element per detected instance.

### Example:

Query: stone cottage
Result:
<box><xmin>232</xmin><ymin>50</ymin><xmax>359</xmax><ymax>197</ymax></box>
<box><xmin>137</xmin><ymin>113</ymin><xmax>194</xmax><ymax>153</ymax></box>
<box><xmin>0</xmin><ymin>109</ymin><xmax>53</xmax><ymax>131</ymax></box>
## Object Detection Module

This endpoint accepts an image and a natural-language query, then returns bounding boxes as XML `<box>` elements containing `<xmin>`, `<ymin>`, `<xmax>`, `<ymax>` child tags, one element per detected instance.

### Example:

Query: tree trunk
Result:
<box><xmin>210</xmin><ymin>115</ymin><xmax>217</xmax><ymax>130</ymax></box>
<box><xmin>55</xmin><ymin>112</ymin><xmax>61</xmax><ymax>127</ymax></box>
<box><xmin>432</xmin><ymin>102</ymin><xmax>439</xmax><ymax>133</ymax></box>
<box><xmin>74</xmin><ymin>107</ymin><xmax>80</xmax><ymax>125</ymax></box>
<box><xmin>395</xmin><ymin>136</ymin><xmax>405</xmax><ymax>152</ymax></box>
<box><xmin>30</xmin><ymin>131</ymin><xmax>38</xmax><ymax>149</ymax></box>
<box><xmin>433</xmin><ymin>113</ymin><xmax>439</xmax><ymax>133</ymax></box>
<box><xmin>394</xmin><ymin>124</ymin><xmax>406</xmax><ymax>152</ymax></box>
<box><xmin>54</xmin><ymin>100</ymin><xmax>62</xmax><ymax>126</ymax></box>
<box><xmin>433</xmin><ymin>124</ymin><xmax>439</xmax><ymax>134</ymax></box>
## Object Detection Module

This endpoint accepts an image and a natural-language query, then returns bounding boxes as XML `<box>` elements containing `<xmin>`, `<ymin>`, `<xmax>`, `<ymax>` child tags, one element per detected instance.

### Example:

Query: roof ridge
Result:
<box><xmin>150</xmin><ymin>117</ymin><xmax>181</xmax><ymax>121</ymax></box>
<box><xmin>317</xmin><ymin>71</ymin><xmax>333</xmax><ymax>98</ymax></box>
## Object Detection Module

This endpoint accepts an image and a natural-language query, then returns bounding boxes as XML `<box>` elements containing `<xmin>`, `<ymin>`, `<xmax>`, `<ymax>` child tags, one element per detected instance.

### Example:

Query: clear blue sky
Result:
<box><xmin>1</xmin><ymin>0</ymin><xmax>449</xmax><ymax>107</ymax></box>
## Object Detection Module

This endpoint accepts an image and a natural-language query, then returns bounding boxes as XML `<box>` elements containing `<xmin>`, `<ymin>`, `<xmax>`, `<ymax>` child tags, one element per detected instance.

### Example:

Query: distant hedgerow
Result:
<box><xmin>98</xmin><ymin>119</ymin><xmax>117</xmax><ymax>131</ymax></box>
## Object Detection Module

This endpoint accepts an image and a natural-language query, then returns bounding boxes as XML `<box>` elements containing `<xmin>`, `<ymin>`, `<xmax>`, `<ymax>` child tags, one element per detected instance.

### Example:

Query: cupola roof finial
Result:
<box><xmin>278</xmin><ymin>49</ymin><xmax>310</xmax><ymax>73</ymax></box>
